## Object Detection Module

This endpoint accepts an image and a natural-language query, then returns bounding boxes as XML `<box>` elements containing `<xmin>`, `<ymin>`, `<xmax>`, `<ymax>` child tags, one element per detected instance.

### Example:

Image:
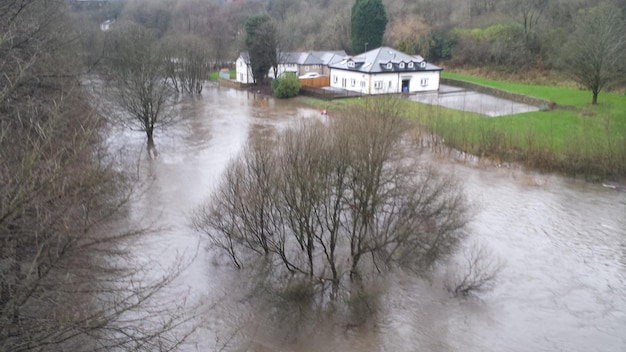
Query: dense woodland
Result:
<box><xmin>79</xmin><ymin>0</ymin><xmax>625</xmax><ymax>88</ymax></box>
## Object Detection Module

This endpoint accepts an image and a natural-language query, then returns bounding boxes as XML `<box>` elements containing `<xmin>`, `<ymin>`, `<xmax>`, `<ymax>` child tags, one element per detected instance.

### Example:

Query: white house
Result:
<box><xmin>236</xmin><ymin>50</ymin><xmax>347</xmax><ymax>84</ymax></box>
<box><xmin>235</xmin><ymin>52</ymin><xmax>254</xmax><ymax>84</ymax></box>
<box><xmin>328</xmin><ymin>47</ymin><xmax>442</xmax><ymax>95</ymax></box>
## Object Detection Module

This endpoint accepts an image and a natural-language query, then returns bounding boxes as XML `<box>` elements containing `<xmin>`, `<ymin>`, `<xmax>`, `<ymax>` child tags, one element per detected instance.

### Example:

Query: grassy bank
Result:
<box><xmin>297</xmin><ymin>76</ymin><xmax>626</xmax><ymax>180</ymax></box>
<box><xmin>209</xmin><ymin>69</ymin><xmax>236</xmax><ymax>80</ymax></box>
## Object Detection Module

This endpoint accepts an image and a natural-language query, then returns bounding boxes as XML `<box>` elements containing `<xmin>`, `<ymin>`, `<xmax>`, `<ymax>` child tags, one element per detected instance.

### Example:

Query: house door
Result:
<box><xmin>402</xmin><ymin>79</ymin><xmax>410</xmax><ymax>92</ymax></box>
<box><xmin>342</xmin><ymin>78</ymin><xmax>347</xmax><ymax>88</ymax></box>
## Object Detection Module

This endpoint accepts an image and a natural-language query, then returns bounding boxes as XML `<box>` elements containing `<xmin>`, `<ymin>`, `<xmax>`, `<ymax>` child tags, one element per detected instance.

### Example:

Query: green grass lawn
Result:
<box><xmin>440</xmin><ymin>71</ymin><xmax>626</xmax><ymax>149</ymax></box>
<box><xmin>298</xmin><ymin>74</ymin><xmax>626</xmax><ymax>178</ymax></box>
<box><xmin>442</xmin><ymin>72</ymin><xmax>625</xmax><ymax>108</ymax></box>
<box><xmin>209</xmin><ymin>69</ymin><xmax>236</xmax><ymax>80</ymax></box>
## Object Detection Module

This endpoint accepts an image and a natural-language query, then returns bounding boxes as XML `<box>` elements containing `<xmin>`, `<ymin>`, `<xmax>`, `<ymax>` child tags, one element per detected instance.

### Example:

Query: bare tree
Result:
<box><xmin>163</xmin><ymin>34</ymin><xmax>211</xmax><ymax>95</ymax></box>
<box><xmin>104</xmin><ymin>22</ymin><xmax>176</xmax><ymax>149</ymax></box>
<box><xmin>193</xmin><ymin>98</ymin><xmax>471</xmax><ymax>300</ymax></box>
<box><xmin>445</xmin><ymin>242</ymin><xmax>504</xmax><ymax>297</ymax></box>
<box><xmin>559</xmin><ymin>4</ymin><xmax>626</xmax><ymax>105</ymax></box>
<box><xmin>1</xmin><ymin>1</ymin><xmax>194</xmax><ymax>350</ymax></box>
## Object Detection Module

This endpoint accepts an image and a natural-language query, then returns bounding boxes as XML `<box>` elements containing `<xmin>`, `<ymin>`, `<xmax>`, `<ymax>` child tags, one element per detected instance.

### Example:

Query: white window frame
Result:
<box><xmin>408</xmin><ymin>62</ymin><xmax>414</xmax><ymax>68</ymax></box>
<box><xmin>333</xmin><ymin>75</ymin><xmax>338</xmax><ymax>83</ymax></box>
<box><xmin>399</xmin><ymin>62</ymin><xmax>405</xmax><ymax>69</ymax></box>
<box><xmin>374</xmin><ymin>80</ymin><xmax>383</xmax><ymax>89</ymax></box>
<box><xmin>351</xmin><ymin>79</ymin><xmax>356</xmax><ymax>87</ymax></box>
<box><xmin>386</xmin><ymin>63</ymin><xmax>392</xmax><ymax>69</ymax></box>
<box><xmin>420</xmin><ymin>78</ymin><xmax>429</xmax><ymax>87</ymax></box>
<box><xmin>420</xmin><ymin>61</ymin><xmax>426</xmax><ymax>68</ymax></box>
<box><xmin>348</xmin><ymin>61</ymin><xmax>355</xmax><ymax>68</ymax></box>
<box><xmin>360</xmin><ymin>81</ymin><xmax>366</xmax><ymax>88</ymax></box>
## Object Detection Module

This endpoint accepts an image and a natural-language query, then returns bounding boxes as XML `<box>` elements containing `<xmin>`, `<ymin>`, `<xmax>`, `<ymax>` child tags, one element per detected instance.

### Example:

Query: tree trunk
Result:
<box><xmin>592</xmin><ymin>91</ymin><xmax>598</xmax><ymax>105</ymax></box>
<box><xmin>146</xmin><ymin>128</ymin><xmax>155</xmax><ymax>147</ymax></box>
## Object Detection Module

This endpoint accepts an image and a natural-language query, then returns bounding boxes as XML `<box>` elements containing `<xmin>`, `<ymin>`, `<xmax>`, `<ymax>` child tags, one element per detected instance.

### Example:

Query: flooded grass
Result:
<box><xmin>297</xmin><ymin>83</ymin><xmax>626</xmax><ymax>180</ymax></box>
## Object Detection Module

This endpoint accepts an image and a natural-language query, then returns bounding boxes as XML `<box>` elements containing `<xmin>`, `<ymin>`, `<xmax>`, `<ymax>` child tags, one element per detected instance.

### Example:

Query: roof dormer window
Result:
<box><xmin>420</xmin><ymin>61</ymin><xmax>426</xmax><ymax>68</ymax></box>
<box><xmin>348</xmin><ymin>60</ymin><xmax>355</xmax><ymax>68</ymax></box>
<box><xmin>399</xmin><ymin>62</ymin><xmax>405</xmax><ymax>69</ymax></box>
<box><xmin>386</xmin><ymin>63</ymin><xmax>392</xmax><ymax>69</ymax></box>
<box><xmin>408</xmin><ymin>62</ymin><xmax>414</xmax><ymax>68</ymax></box>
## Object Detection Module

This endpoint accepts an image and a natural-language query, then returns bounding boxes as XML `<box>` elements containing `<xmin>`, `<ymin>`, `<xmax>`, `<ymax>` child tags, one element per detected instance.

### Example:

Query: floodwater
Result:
<box><xmin>110</xmin><ymin>84</ymin><xmax>625</xmax><ymax>352</ymax></box>
<box><xmin>410</xmin><ymin>85</ymin><xmax>540</xmax><ymax>117</ymax></box>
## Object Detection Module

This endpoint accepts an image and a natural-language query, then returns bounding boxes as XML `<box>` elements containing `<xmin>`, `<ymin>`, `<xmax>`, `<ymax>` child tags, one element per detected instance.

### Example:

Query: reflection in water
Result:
<box><xmin>109</xmin><ymin>84</ymin><xmax>626</xmax><ymax>352</ymax></box>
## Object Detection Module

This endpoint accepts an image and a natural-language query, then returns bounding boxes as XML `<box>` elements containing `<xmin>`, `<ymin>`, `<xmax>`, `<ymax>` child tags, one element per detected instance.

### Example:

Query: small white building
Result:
<box><xmin>328</xmin><ymin>47</ymin><xmax>442</xmax><ymax>95</ymax></box>
<box><xmin>100</xmin><ymin>19</ymin><xmax>114</xmax><ymax>31</ymax></box>
<box><xmin>235</xmin><ymin>52</ymin><xmax>254</xmax><ymax>84</ymax></box>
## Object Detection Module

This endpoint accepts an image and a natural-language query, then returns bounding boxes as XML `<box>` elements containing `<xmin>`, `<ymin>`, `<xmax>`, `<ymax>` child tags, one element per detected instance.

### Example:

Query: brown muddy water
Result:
<box><xmin>108</xmin><ymin>84</ymin><xmax>625</xmax><ymax>352</ymax></box>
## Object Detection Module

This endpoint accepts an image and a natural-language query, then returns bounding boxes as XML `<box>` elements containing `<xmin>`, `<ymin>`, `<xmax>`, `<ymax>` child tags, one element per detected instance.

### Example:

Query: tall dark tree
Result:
<box><xmin>351</xmin><ymin>0</ymin><xmax>388</xmax><ymax>54</ymax></box>
<box><xmin>244</xmin><ymin>14</ymin><xmax>279</xmax><ymax>83</ymax></box>
<box><xmin>560</xmin><ymin>5</ymin><xmax>626</xmax><ymax>105</ymax></box>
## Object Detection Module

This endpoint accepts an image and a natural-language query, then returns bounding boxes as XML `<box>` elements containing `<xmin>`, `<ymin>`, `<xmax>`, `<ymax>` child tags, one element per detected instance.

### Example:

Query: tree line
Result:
<box><xmin>1</xmin><ymin>0</ymin><xmax>195</xmax><ymax>350</ymax></box>
<box><xmin>82</xmin><ymin>0</ymin><xmax>624</xmax><ymax>103</ymax></box>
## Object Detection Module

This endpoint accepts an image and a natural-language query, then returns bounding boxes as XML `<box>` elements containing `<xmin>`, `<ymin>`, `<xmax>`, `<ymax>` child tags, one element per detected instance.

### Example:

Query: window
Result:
<box><xmin>420</xmin><ymin>78</ymin><xmax>429</xmax><ymax>87</ymax></box>
<box><xmin>305</xmin><ymin>66</ymin><xmax>309</xmax><ymax>71</ymax></box>
<box><xmin>374</xmin><ymin>81</ymin><xmax>383</xmax><ymax>89</ymax></box>
<box><xmin>408</xmin><ymin>62</ymin><xmax>414</xmax><ymax>68</ymax></box>
<box><xmin>420</xmin><ymin>61</ymin><xmax>426</xmax><ymax>68</ymax></box>
<box><xmin>348</xmin><ymin>61</ymin><xmax>355</xmax><ymax>68</ymax></box>
<box><xmin>351</xmin><ymin>79</ymin><xmax>356</xmax><ymax>87</ymax></box>
<box><xmin>360</xmin><ymin>81</ymin><xmax>366</xmax><ymax>88</ymax></box>
<box><xmin>333</xmin><ymin>75</ymin><xmax>338</xmax><ymax>83</ymax></box>
<box><xmin>386</xmin><ymin>63</ymin><xmax>393</xmax><ymax>69</ymax></box>
<box><xmin>399</xmin><ymin>63</ymin><xmax>405</xmax><ymax>69</ymax></box>
<box><xmin>388</xmin><ymin>81</ymin><xmax>393</xmax><ymax>88</ymax></box>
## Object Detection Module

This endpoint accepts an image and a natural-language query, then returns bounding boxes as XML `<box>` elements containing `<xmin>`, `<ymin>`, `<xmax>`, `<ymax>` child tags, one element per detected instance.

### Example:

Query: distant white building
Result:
<box><xmin>235</xmin><ymin>52</ymin><xmax>254</xmax><ymax>84</ymax></box>
<box><xmin>329</xmin><ymin>47</ymin><xmax>442</xmax><ymax>95</ymax></box>
<box><xmin>100</xmin><ymin>19</ymin><xmax>114</xmax><ymax>31</ymax></box>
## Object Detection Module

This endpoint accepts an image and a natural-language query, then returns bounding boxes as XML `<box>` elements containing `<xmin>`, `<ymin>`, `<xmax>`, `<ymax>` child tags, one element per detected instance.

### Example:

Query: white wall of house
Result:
<box><xmin>330</xmin><ymin>70</ymin><xmax>371</xmax><ymax>94</ymax></box>
<box><xmin>235</xmin><ymin>56</ymin><xmax>254</xmax><ymax>84</ymax></box>
<box><xmin>330</xmin><ymin>69</ymin><xmax>440</xmax><ymax>95</ymax></box>
<box><xmin>270</xmin><ymin>63</ymin><xmax>298</xmax><ymax>78</ymax></box>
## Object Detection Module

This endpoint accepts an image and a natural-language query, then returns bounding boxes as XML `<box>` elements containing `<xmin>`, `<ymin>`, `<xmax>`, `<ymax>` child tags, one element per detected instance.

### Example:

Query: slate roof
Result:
<box><xmin>238</xmin><ymin>52</ymin><xmax>250</xmax><ymax>64</ymax></box>
<box><xmin>279</xmin><ymin>50</ymin><xmax>347</xmax><ymax>65</ymax></box>
<box><xmin>329</xmin><ymin>47</ymin><xmax>442</xmax><ymax>73</ymax></box>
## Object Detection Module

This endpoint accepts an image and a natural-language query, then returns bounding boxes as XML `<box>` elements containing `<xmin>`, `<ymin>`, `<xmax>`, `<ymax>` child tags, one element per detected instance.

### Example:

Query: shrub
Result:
<box><xmin>272</xmin><ymin>72</ymin><xmax>301</xmax><ymax>98</ymax></box>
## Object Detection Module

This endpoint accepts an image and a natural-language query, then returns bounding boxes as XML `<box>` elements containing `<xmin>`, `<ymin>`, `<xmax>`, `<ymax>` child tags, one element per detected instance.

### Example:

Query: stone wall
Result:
<box><xmin>217</xmin><ymin>78</ymin><xmax>247</xmax><ymax>89</ymax></box>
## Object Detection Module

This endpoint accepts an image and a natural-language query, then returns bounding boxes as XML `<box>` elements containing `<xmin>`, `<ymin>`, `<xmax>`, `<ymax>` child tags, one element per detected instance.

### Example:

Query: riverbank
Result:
<box><xmin>297</xmin><ymin>74</ymin><xmax>626</xmax><ymax>181</ymax></box>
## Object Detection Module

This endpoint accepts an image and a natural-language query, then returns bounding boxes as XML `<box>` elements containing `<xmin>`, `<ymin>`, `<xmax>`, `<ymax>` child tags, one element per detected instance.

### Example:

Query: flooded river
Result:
<box><xmin>111</xmin><ymin>84</ymin><xmax>625</xmax><ymax>352</ymax></box>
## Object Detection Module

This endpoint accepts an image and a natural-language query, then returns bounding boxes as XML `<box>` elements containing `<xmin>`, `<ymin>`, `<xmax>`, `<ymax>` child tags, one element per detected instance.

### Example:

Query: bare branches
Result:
<box><xmin>445</xmin><ymin>242</ymin><xmax>504</xmax><ymax>297</ymax></box>
<box><xmin>193</xmin><ymin>98</ymin><xmax>472</xmax><ymax>301</ymax></box>
<box><xmin>1</xmin><ymin>1</ymin><xmax>195</xmax><ymax>350</ymax></box>
<box><xmin>102</xmin><ymin>22</ymin><xmax>176</xmax><ymax>147</ymax></box>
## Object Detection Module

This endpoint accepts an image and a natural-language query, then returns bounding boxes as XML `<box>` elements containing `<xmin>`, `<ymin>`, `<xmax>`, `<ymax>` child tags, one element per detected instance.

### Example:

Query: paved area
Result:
<box><xmin>409</xmin><ymin>85</ymin><xmax>539</xmax><ymax>117</ymax></box>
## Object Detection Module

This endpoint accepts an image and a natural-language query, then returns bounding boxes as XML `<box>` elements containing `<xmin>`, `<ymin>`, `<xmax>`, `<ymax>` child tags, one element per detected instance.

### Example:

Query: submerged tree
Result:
<box><xmin>105</xmin><ymin>22</ymin><xmax>176</xmax><ymax>148</ymax></box>
<box><xmin>194</xmin><ymin>99</ymin><xmax>470</xmax><ymax>299</ymax></box>
<box><xmin>560</xmin><ymin>5</ymin><xmax>626</xmax><ymax>105</ymax></box>
<box><xmin>163</xmin><ymin>34</ymin><xmax>211</xmax><ymax>95</ymax></box>
<box><xmin>351</xmin><ymin>0</ymin><xmax>388</xmax><ymax>54</ymax></box>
